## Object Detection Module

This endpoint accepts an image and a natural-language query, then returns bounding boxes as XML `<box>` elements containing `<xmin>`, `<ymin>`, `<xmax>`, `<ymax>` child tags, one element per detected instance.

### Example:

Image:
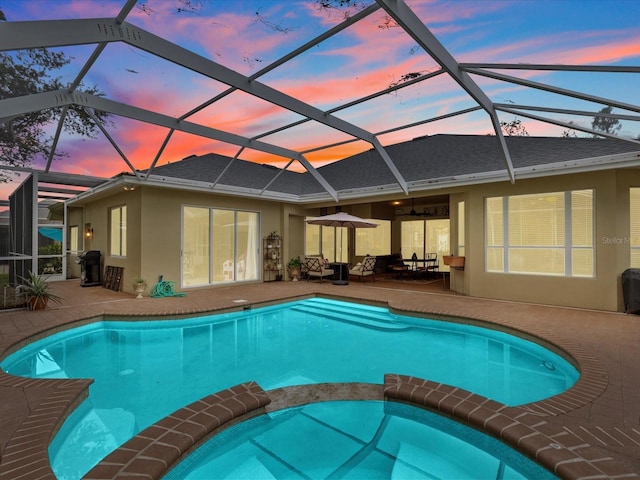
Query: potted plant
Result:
<box><xmin>266</xmin><ymin>231</ymin><xmax>280</xmax><ymax>247</ymax></box>
<box><xmin>133</xmin><ymin>278</ymin><xmax>147</xmax><ymax>299</ymax></box>
<box><xmin>287</xmin><ymin>257</ymin><xmax>302</xmax><ymax>281</ymax></box>
<box><xmin>19</xmin><ymin>270</ymin><xmax>63</xmax><ymax>310</ymax></box>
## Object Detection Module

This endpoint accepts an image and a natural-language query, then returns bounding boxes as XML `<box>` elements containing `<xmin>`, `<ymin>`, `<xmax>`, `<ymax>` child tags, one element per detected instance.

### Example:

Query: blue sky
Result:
<box><xmin>1</xmin><ymin>0</ymin><xmax>639</xmax><ymax>200</ymax></box>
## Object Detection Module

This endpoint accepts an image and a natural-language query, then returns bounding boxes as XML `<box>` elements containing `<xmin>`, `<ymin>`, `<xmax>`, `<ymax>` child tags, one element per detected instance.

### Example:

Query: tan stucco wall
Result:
<box><xmin>76</xmin><ymin>166</ymin><xmax>639</xmax><ymax>310</ymax></box>
<box><xmin>79</xmin><ymin>186</ymin><xmax>312</xmax><ymax>293</ymax></box>
<box><xmin>460</xmin><ymin>169</ymin><xmax>640</xmax><ymax>311</ymax></box>
<box><xmin>80</xmin><ymin>189</ymin><xmax>142</xmax><ymax>292</ymax></box>
<box><xmin>138</xmin><ymin>187</ymin><xmax>288</xmax><ymax>292</ymax></box>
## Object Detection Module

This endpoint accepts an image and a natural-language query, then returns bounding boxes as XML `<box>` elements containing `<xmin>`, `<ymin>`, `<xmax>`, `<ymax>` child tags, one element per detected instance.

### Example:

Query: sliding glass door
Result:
<box><xmin>183</xmin><ymin>207</ymin><xmax>209</xmax><ymax>285</ymax></box>
<box><xmin>183</xmin><ymin>206</ymin><xmax>259</xmax><ymax>286</ymax></box>
<box><xmin>236</xmin><ymin>211</ymin><xmax>259</xmax><ymax>280</ymax></box>
<box><xmin>401</xmin><ymin>219</ymin><xmax>450</xmax><ymax>269</ymax></box>
<box><xmin>304</xmin><ymin>219</ymin><xmax>347</xmax><ymax>262</ymax></box>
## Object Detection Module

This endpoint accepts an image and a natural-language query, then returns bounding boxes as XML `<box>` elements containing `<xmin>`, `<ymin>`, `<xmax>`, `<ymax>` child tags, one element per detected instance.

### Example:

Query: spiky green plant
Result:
<box><xmin>19</xmin><ymin>271</ymin><xmax>63</xmax><ymax>310</ymax></box>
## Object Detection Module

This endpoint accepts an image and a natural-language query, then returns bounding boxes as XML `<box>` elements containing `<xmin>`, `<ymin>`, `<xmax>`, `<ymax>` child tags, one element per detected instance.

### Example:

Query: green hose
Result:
<box><xmin>150</xmin><ymin>280</ymin><xmax>186</xmax><ymax>298</ymax></box>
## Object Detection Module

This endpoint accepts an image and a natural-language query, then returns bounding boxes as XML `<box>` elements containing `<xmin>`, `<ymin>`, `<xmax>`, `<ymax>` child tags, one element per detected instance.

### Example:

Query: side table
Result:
<box><xmin>330</xmin><ymin>262</ymin><xmax>349</xmax><ymax>285</ymax></box>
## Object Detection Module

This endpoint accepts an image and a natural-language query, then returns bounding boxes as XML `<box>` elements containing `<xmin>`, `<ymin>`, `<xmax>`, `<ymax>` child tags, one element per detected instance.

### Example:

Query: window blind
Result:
<box><xmin>486</xmin><ymin>190</ymin><xmax>593</xmax><ymax>277</ymax></box>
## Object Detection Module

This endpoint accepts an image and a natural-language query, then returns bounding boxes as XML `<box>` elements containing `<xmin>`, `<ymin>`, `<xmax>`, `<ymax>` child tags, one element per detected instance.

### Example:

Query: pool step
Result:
<box><xmin>291</xmin><ymin>303</ymin><xmax>409</xmax><ymax>331</ymax></box>
<box><xmin>300</xmin><ymin>298</ymin><xmax>391</xmax><ymax>317</ymax></box>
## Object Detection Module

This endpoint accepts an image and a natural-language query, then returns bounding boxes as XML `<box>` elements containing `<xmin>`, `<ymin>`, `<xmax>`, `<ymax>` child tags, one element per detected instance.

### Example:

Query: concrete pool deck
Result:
<box><xmin>0</xmin><ymin>277</ymin><xmax>639</xmax><ymax>479</ymax></box>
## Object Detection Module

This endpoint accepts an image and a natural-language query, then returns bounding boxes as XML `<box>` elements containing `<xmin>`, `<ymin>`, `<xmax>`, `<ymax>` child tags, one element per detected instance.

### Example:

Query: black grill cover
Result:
<box><xmin>79</xmin><ymin>250</ymin><xmax>101</xmax><ymax>286</ymax></box>
<box><xmin>622</xmin><ymin>268</ymin><xmax>640</xmax><ymax>314</ymax></box>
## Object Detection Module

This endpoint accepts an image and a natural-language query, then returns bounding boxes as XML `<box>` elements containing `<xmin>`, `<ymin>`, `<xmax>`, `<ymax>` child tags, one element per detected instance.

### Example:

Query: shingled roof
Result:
<box><xmin>144</xmin><ymin>134</ymin><xmax>640</xmax><ymax>202</ymax></box>
<box><xmin>145</xmin><ymin>153</ymin><xmax>317</xmax><ymax>196</ymax></box>
<box><xmin>5</xmin><ymin>2</ymin><xmax>640</xmax><ymax>208</ymax></box>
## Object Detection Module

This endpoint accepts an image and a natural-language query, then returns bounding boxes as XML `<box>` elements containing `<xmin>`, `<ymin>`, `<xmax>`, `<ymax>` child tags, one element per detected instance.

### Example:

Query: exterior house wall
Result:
<box><xmin>76</xmin><ymin>166</ymin><xmax>639</xmax><ymax>310</ymax></box>
<box><xmin>81</xmin><ymin>188</ymin><xmax>143</xmax><ymax>292</ymax></box>
<box><xmin>80</xmin><ymin>186</ymin><xmax>295</xmax><ymax>293</ymax></box>
<box><xmin>612</xmin><ymin>169</ymin><xmax>640</xmax><ymax>310</ymax></box>
<box><xmin>137</xmin><ymin>186</ymin><xmax>286</xmax><ymax>292</ymax></box>
<box><xmin>463</xmin><ymin>169</ymin><xmax>639</xmax><ymax>311</ymax></box>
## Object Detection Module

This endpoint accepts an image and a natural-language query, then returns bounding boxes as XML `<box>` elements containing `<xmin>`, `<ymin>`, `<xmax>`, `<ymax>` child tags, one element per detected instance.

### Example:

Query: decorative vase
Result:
<box><xmin>289</xmin><ymin>268</ymin><xmax>300</xmax><ymax>281</ymax></box>
<box><xmin>134</xmin><ymin>284</ymin><xmax>146</xmax><ymax>299</ymax></box>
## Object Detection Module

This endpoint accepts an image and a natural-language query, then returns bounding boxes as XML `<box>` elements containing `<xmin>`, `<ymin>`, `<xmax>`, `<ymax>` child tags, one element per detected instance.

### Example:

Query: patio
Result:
<box><xmin>0</xmin><ymin>278</ymin><xmax>639</xmax><ymax>479</ymax></box>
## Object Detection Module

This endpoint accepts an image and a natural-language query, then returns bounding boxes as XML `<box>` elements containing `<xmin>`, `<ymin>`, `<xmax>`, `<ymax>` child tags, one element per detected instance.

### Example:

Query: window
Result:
<box><xmin>323</xmin><ymin>226</ymin><xmax>343</xmax><ymax>262</ymax></box>
<box><xmin>401</xmin><ymin>220</ymin><xmax>426</xmax><ymax>258</ymax></box>
<box><xmin>305</xmin><ymin>222</ymin><xmax>321</xmax><ymax>257</ymax></box>
<box><xmin>632</xmin><ymin>188</ymin><xmax>640</xmax><ymax>267</ymax></box>
<box><xmin>486</xmin><ymin>190</ymin><xmax>593</xmax><ymax>276</ymax></box>
<box><xmin>110</xmin><ymin>206</ymin><xmax>127</xmax><ymax>257</ymax></box>
<box><xmin>182</xmin><ymin>206</ymin><xmax>259</xmax><ymax>286</ymax></box>
<box><xmin>304</xmin><ymin>220</ymin><xmax>348</xmax><ymax>262</ymax></box>
<box><xmin>69</xmin><ymin>225</ymin><xmax>79</xmax><ymax>252</ymax></box>
<box><xmin>355</xmin><ymin>219</ymin><xmax>390</xmax><ymax>256</ymax></box>
<box><xmin>305</xmin><ymin>218</ymin><xmax>389</xmax><ymax>261</ymax></box>
<box><xmin>400</xmin><ymin>219</ymin><xmax>450</xmax><ymax>265</ymax></box>
<box><xmin>183</xmin><ymin>206</ymin><xmax>210</xmax><ymax>285</ymax></box>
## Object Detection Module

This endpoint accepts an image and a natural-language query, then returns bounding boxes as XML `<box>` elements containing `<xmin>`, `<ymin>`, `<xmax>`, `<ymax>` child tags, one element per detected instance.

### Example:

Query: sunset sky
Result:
<box><xmin>1</xmin><ymin>0</ymin><xmax>639</xmax><ymax>203</ymax></box>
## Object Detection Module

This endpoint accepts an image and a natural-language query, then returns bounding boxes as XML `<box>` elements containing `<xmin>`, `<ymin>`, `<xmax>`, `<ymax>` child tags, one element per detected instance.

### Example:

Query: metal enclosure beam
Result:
<box><xmin>467</xmin><ymin>68</ymin><xmax>640</xmax><ymax>115</ymax></box>
<box><xmin>375</xmin><ymin>0</ymin><xmax>515</xmax><ymax>182</ymax></box>
<box><xmin>0</xmin><ymin>18</ymin><xmax>377</xmax><ymax>142</ymax></box>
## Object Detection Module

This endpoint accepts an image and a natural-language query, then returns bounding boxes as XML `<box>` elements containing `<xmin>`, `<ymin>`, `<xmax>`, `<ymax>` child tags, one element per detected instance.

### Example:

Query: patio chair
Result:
<box><xmin>304</xmin><ymin>256</ymin><xmax>334</xmax><ymax>283</ymax></box>
<box><xmin>409</xmin><ymin>252</ymin><xmax>439</xmax><ymax>279</ymax></box>
<box><xmin>423</xmin><ymin>252</ymin><xmax>439</xmax><ymax>277</ymax></box>
<box><xmin>349</xmin><ymin>256</ymin><xmax>377</xmax><ymax>282</ymax></box>
<box><xmin>300</xmin><ymin>255</ymin><xmax>321</xmax><ymax>280</ymax></box>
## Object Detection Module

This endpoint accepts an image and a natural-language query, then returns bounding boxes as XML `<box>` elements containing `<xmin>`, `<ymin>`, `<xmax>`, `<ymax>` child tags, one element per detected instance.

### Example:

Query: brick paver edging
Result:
<box><xmin>84</xmin><ymin>381</ymin><xmax>270</xmax><ymax>480</ymax></box>
<box><xmin>0</xmin><ymin>377</ymin><xmax>92</xmax><ymax>480</ymax></box>
<box><xmin>384</xmin><ymin>374</ymin><xmax>639</xmax><ymax>480</ymax></box>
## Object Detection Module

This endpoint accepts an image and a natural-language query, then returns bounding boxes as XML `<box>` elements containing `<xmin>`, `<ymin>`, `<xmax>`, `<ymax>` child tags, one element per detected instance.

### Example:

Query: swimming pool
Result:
<box><xmin>166</xmin><ymin>400</ymin><xmax>558</xmax><ymax>480</ymax></box>
<box><xmin>1</xmin><ymin>297</ymin><xmax>578</xmax><ymax>479</ymax></box>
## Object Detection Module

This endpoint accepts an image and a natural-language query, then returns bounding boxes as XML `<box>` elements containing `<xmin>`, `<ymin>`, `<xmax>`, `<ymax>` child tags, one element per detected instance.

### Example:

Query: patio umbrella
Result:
<box><xmin>305</xmin><ymin>212</ymin><xmax>378</xmax><ymax>285</ymax></box>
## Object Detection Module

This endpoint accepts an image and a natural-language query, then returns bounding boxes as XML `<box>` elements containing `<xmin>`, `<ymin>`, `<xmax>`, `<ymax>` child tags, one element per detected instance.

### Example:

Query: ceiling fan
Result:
<box><xmin>399</xmin><ymin>198</ymin><xmax>431</xmax><ymax>217</ymax></box>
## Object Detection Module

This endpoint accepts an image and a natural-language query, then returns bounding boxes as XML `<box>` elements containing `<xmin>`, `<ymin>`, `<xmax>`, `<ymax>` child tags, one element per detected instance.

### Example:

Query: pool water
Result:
<box><xmin>166</xmin><ymin>400</ymin><xmax>558</xmax><ymax>480</ymax></box>
<box><xmin>1</xmin><ymin>298</ymin><xmax>577</xmax><ymax>479</ymax></box>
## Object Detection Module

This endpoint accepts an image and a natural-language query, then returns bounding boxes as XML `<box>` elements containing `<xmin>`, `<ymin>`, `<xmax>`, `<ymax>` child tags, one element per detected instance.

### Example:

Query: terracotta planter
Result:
<box><xmin>28</xmin><ymin>297</ymin><xmax>49</xmax><ymax>311</ymax></box>
<box><xmin>443</xmin><ymin>256</ymin><xmax>465</xmax><ymax>268</ymax></box>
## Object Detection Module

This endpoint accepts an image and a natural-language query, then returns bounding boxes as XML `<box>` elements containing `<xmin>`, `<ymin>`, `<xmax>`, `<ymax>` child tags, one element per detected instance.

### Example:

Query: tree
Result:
<box><xmin>500</xmin><ymin>118</ymin><xmax>529</xmax><ymax>136</ymax></box>
<box><xmin>0</xmin><ymin>47</ymin><xmax>109</xmax><ymax>182</ymax></box>
<box><xmin>561</xmin><ymin>121</ymin><xmax>579</xmax><ymax>138</ymax></box>
<box><xmin>591</xmin><ymin>106</ymin><xmax>621</xmax><ymax>137</ymax></box>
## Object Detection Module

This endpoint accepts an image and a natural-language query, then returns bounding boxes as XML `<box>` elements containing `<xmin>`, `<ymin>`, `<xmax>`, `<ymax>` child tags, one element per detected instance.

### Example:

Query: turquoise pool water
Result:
<box><xmin>166</xmin><ymin>400</ymin><xmax>558</xmax><ymax>480</ymax></box>
<box><xmin>1</xmin><ymin>298</ymin><xmax>578</xmax><ymax>479</ymax></box>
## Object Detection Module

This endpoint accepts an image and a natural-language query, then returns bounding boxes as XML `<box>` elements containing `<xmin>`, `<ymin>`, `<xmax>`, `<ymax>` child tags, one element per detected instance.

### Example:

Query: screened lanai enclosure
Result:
<box><xmin>0</xmin><ymin>0</ymin><xmax>639</xmax><ymax>296</ymax></box>
<box><xmin>4</xmin><ymin>172</ymin><xmax>105</xmax><ymax>287</ymax></box>
<box><xmin>2</xmin><ymin>1</ymin><xmax>638</xmax><ymax>196</ymax></box>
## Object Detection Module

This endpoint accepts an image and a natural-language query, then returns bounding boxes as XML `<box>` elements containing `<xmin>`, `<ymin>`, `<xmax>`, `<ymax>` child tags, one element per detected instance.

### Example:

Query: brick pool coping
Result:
<box><xmin>0</xmin><ymin>286</ymin><xmax>638</xmax><ymax>479</ymax></box>
<box><xmin>0</xmin><ymin>377</ymin><xmax>92</xmax><ymax>480</ymax></box>
<box><xmin>383</xmin><ymin>374</ymin><xmax>636</xmax><ymax>479</ymax></box>
<box><xmin>84</xmin><ymin>381</ymin><xmax>271</xmax><ymax>479</ymax></box>
<box><xmin>75</xmin><ymin>374</ymin><xmax>638</xmax><ymax>480</ymax></box>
